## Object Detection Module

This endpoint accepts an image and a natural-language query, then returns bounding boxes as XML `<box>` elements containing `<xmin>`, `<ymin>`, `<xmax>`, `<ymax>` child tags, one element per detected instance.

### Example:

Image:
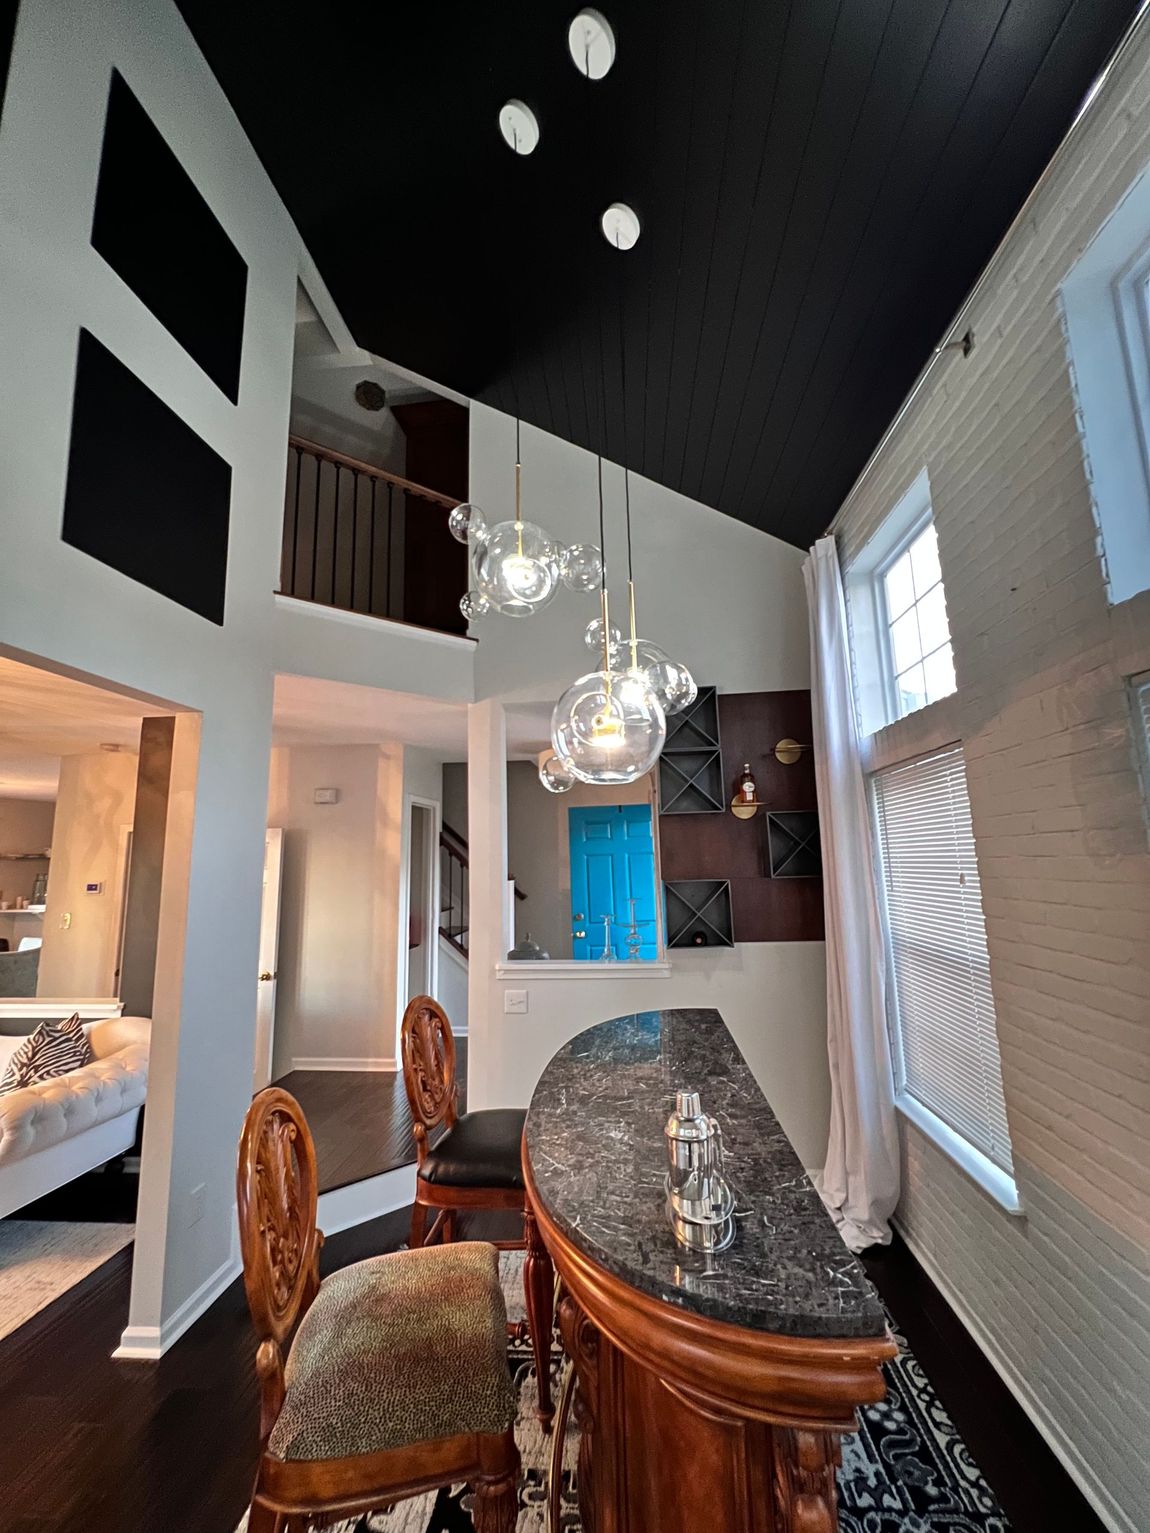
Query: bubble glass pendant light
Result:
<box><xmin>550</xmin><ymin>459</ymin><xmax>665</xmax><ymax>785</ymax></box>
<box><xmin>539</xmin><ymin>753</ymin><xmax>577</xmax><ymax>793</ymax></box>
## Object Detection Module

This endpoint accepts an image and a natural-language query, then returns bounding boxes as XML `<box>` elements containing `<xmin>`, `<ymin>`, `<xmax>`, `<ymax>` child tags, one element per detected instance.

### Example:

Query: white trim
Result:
<box><xmin>114</xmin><ymin>1251</ymin><xmax>238</xmax><ymax>1361</ymax></box>
<box><xmin>494</xmin><ymin>960</ymin><xmax>672</xmax><ymax>980</ymax></box>
<box><xmin>397</xmin><ymin>793</ymin><xmax>442</xmax><ymax>1039</ymax></box>
<box><xmin>273</xmin><ymin>593</ymin><xmax>477</xmax><ymax>650</ymax></box>
<box><xmin>316</xmin><ymin>1162</ymin><xmax>415</xmax><ymax>1236</ymax></box>
<box><xmin>290</xmin><ymin>1056</ymin><xmax>397</xmax><ymax>1072</ymax></box>
<box><xmin>1060</xmin><ymin>170</ymin><xmax>1150</xmax><ymax>606</ymax></box>
<box><xmin>895</xmin><ymin>1220</ymin><xmax>1135</xmax><ymax>1533</ymax></box>
<box><xmin>112</xmin><ymin>1166</ymin><xmax>414</xmax><ymax>1362</ymax></box>
<box><xmin>895</xmin><ymin>1093</ymin><xmax>1022</xmax><ymax>1215</ymax></box>
<box><xmin>0</xmin><ymin>998</ymin><xmax>124</xmax><ymax>1021</ymax></box>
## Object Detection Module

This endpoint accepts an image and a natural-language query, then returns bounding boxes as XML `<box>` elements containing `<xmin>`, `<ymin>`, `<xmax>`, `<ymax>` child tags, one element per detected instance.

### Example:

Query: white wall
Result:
<box><xmin>0</xmin><ymin>0</ymin><xmax>478</xmax><ymax>1353</ymax></box>
<box><xmin>831</xmin><ymin>27</ymin><xmax>1150</xmax><ymax>1532</ymax></box>
<box><xmin>466</xmin><ymin>411</ymin><xmax>830</xmax><ymax>1170</ymax></box>
<box><xmin>268</xmin><ymin>744</ymin><xmax>403</xmax><ymax>1073</ymax></box>
<box><xmin>470</xmin><ymin>404</ymin><xmax>811</xmax><ymax>704</ymax></box>
<box><xmin>38</xmin><ymin>750</ymin><xmax>136</xmax><ymax>996</ymax></box>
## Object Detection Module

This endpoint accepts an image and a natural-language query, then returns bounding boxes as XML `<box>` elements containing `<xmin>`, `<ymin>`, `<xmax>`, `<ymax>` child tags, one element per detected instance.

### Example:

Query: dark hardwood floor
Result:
<box><xmin>861</xmin><ymin>1235</ymin><xmax>1104</xmax><ymax>1533</ymax></box>
<box><xmin>0</xmin><ymin>1203</ymin><xmax>1103</xmax><ymax>1533</ymax></box>
<box><xmin>276</xmin><ymin>1039</ymin><xmax>467</xmax><ymax>1193</ymax></box>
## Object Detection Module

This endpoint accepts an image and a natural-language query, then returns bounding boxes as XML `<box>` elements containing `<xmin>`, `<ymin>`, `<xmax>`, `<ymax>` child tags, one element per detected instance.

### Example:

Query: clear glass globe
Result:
<box><xmin>474</xmin><ymin>520</ymin><xmax>561</xmax><ymax>616</ymax></box>
<box><xmin>609</xmin><ymin>639</ymin><xmax>697</xmax><ymax>715</ymax></box>
<box><xmin>584</xmin><ymin>615</ymin><xmax>622</xmax><ymax>654</ymax></box>
<box><xmin>551</xmin><ymin>669</ymin><xmax>666</xmax><ymax>785</ymax></box>
<box><xmin>448</xmin><ymin>502</ymin><xmax>487</xmax><ymax>546</ymax></box>
<box><xmin>666</xmin><ymin>663</ymin><xmax>698</xmax><ymax>715</ymax></box>
<box><xmin>559</xmin><ymin>542</ymin><xmax>604</xmax><ymax>592</ymax></box>
<box><xmin>460</xmin><ymin>589</ymin><xmax>490</xmax><ymax>621</ymax></box>
<box><xmin>539</xmin><ymin>754</ymin><xmax>577</xmax><ymax>794</ymax></box>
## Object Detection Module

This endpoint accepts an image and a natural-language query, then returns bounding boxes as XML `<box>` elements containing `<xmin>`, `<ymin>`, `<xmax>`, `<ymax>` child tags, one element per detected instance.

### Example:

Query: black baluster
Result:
<box><xmin>289</xmin><ymin>445</ymin><xmax>302</xmax><ymax>595</ymax></box>
<box><xmin>310</xmin><ymin>453</ymin><xmax>321</xmax><ymax>601</ymax></box>
<box><xmin>386</xmin><ymin>482</ymin><xmax>394</xmax><ymax>619</ymax></box>
<box><xmin>331</xmin><ymin>463</ymin><xmax>340</xmax><ymax>607</ymax></box>
<box><xmin>351</xmin><ymin>469</ymin><xmax>359</xmax><ymax>611</ymax></box>
<box><xmin>368</xmin><ymin>477</ymin><xmax>378</xmax><ymax>615</ymax></box>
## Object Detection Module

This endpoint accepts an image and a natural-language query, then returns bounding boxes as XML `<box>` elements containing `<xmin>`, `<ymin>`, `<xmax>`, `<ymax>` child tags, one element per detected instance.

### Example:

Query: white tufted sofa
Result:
<box><xmin>0</xmin><ymin>1015</ymin><xmax>150</xmax><ymax>1217</ymax></box>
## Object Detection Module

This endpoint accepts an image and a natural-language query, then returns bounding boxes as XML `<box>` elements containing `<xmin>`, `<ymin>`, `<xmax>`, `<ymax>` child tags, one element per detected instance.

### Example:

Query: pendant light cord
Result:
<box><xmin>515</xmin><ymin>414</ymin><xmax>523</xmax><ymax>554</ymax></box>
<box><xmin>615</xmin><ymin>226</ymin><xmax>639</xmax><ymax>667</ymax></box>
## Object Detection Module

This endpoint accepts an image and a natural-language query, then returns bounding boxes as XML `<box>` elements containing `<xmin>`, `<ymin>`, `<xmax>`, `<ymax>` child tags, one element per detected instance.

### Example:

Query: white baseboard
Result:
<box><xmin>290</xmin><ymin>1056</ymin><xmax>397</xmax><ymax>1073</ymax></box>
<box><xmin>895</xmin><ymin>1221</ymin><xmax>1134</xmax><ymax>1533</ymax></box>
<box><xmin>317</xmin><ymin>1163</ymin><xmax>415</xmax><ymax>1236</ymax></box>
<box><xmin>113</xmin><ymin>1252</ymin><xmax>239</xmax><ymax>1361</ymax></box>
<box><xmin>111</xmin><ymin>1168</ymin><xmax>414</xmax><ymax>1362</ymax></box>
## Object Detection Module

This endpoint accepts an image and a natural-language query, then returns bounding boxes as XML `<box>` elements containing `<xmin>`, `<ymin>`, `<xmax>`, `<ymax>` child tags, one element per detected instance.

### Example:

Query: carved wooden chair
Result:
<box><xmin>237</xmin><ymin>1087</ymin><xmax>520</xmax><ymax>1532</ymax></box>
<box><xmin>401</xmin><ymin>995</ymin><xmax>554</xmax><ymax>1430</ymax></box>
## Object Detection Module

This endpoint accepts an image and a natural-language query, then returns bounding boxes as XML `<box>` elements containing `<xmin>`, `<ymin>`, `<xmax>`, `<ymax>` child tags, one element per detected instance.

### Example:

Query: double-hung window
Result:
<box><xmin>846</xmin><ymin>469</ymin><xmax>956</xmax><ymax>735</ymax></box>
<box><xmin>871</xmin><ymin>744</ymin><xmax>1018</xmax><ymax>1211</ymax></box>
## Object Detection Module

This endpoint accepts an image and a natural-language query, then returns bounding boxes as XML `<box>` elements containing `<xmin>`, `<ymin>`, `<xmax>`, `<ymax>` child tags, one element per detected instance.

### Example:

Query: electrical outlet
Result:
<box><xmin>60</xmin><ymin>911</ymin><xmax>72</xmax><ymax>930</ymax></box>
<box><xmin>187</xmin><ymin>1183</ymin><xmax>206</xmax><ymax>1227</ymax></box>
<box><xmin>504</xmin><ymin>989</ymin><xmax>528</xmax><ymax>1015</ymax></box>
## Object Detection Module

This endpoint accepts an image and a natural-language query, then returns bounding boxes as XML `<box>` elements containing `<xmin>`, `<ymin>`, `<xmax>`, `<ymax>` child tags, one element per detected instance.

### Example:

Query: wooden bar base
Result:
<box><xmin>530</xmin><ymin>1182</ymin><xmax>895</xmax><ymax>1533</ymax></box>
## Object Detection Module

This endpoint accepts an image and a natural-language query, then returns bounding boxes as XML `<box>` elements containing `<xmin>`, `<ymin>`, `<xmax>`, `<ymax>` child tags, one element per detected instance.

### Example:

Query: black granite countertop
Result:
<box><xmin>524</xmin><ymin>1008</ymin><xmax>886</xmax><ymax>1339</ymax></box>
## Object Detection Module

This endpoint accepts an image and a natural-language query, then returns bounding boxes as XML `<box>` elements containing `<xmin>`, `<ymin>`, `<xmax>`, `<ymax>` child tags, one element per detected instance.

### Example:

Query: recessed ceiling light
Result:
<box><xmin>601</xmin><ymin>202</ymin><xmax>640</xmax><ymax>250</ymax></box>
<box><xmin>499</xmin><ymin>100</ymin><xmax>540</xmax><ymax>155</ymax></box>
<box><xmin>569</xmin><ymin>9</ymin><xmax>616</xmax><ymax>80</ymax></box>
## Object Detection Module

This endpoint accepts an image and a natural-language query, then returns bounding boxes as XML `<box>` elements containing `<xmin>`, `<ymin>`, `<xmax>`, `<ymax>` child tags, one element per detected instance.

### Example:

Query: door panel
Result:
<box><xmin>253</xmin><ymin>828</ymin><xmax>283</xmax><ymax>1091</ymax></box>
<box><xmin>569</xmin><ymin>805</ymin><xmax>658</xmax><ymax>960</ymax></box>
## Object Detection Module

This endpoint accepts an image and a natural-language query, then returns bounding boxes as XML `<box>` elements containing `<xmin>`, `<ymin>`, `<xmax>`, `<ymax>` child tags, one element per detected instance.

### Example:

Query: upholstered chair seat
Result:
<box><xmin>269</xmin><ymin>1243</ymin><xmax>514</xmax><ymax>1462</ymax></box>
<box><xmin>238</xmin><ymin>1088</ymin><xmax>521</xmax><ymax>1532</ymax></box>
<box><xmin>419</xmin><ymin>1107</ymin><xmax>527</xmax><ymax>1190</ymax></box>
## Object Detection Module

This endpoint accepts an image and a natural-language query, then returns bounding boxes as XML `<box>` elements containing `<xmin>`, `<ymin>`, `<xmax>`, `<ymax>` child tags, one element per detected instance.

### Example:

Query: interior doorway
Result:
<box><xmin>252</xmin><ymin>827</ymin><xmax>283</xmax><ymax>1092</ymax></box>
<box><xmin>403</xmin><ymin>799</ymin><xmax>440</xmax><ymax>1005</ymax></box>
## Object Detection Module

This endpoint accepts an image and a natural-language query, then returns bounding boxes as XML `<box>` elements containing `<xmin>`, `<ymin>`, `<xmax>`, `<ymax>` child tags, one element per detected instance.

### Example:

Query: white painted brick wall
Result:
<box><xmin>832</xmin><ymin>25</ymin><xmax>1150</xmax><ymax>1533</ymax></box>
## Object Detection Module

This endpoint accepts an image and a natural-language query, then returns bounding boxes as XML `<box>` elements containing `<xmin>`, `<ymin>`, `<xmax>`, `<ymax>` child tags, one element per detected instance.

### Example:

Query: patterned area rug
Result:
<box><xmin>237</xmin><ymin>1252</ymin><xmax>1009</xmax><ymax>1532</ymax></box>
<box><xmin>0</xmin><ymin>1219</ymin><xmax>133</xmax><ymax>1341</ymax></box>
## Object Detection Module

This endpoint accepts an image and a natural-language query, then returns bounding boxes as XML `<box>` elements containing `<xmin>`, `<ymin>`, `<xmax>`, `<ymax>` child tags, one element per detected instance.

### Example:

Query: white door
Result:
<box><xmin>253</xmin><ymin>828</ymin><xmax>284</xmax><ymax>1092</ymax></box>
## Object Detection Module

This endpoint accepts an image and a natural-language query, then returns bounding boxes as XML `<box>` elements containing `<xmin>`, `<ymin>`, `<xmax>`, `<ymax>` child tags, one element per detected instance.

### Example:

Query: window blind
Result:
<box><xmin>871</xmin><ymin>745</ymin><xmax>1014</xmax><ymax>1173</ymax></box>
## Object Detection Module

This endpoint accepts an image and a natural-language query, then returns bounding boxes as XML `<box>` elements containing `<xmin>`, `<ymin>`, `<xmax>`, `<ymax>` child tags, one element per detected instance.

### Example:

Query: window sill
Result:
<box><xmin>494</xmin><ymin>960</ymin><xmax>671</xmax><ymax>980</ymax></box>
<box><xmin>895</xmin><ymin>1092</ymin><xmax>1023</xmax><ymax>1216</ymax></box>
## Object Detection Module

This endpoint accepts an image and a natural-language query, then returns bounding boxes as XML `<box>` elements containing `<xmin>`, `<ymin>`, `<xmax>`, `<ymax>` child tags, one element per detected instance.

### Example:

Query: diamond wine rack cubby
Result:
<box><xmin>657</xmin><ymin>686</ymin><xmax>723</xmax><ymax>814</ymax></box>
<box><xmin>663</xmin><ymin>879</ymin><xmax>734</xmax><ymax>949</ymax></box>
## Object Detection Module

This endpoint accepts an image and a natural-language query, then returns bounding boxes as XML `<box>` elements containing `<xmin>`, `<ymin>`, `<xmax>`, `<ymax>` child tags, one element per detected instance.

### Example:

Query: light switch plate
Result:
<box><xmin>504</xmin><ymin>989</ymin><xmax>528</xmax><ymax>1014</ymax></box>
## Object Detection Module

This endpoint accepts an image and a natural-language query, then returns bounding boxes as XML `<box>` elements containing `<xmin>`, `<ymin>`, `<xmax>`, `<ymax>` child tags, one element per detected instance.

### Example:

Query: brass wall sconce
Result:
<box><xmin>774</xmin><ymin>738</ymin><xmax>812</xmax><ymax>765</ymax></box>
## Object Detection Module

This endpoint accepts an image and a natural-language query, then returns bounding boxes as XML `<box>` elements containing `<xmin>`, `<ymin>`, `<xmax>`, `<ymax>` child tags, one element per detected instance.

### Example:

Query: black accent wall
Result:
<box><xmin>62</xmin><ymin>330</ymin><xmax>232</xmax><ymax>624</ymax></box>
<box><xmin>91</xmin><ymin>70</ymin><xmax>247</xmax><ymax>403</ymax></box>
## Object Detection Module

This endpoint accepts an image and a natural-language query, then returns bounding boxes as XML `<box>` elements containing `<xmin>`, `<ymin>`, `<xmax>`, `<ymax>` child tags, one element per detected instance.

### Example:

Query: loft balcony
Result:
<box><xmin>278</xmin><ymin>435</ymin><xmax>469</xmax><ymax>640</ymax></box>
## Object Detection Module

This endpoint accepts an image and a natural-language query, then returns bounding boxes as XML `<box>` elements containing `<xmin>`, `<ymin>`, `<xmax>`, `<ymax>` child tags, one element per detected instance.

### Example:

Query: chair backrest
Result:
<box><xmin>237</xmin><ymin>1088</ymin><xmax>322</xmax><ymax>1434</ymax></box>
<box><xmin>400</xmin><ymin>996</ymin><xmax>458</xmax><ymax>1154</ymax></box>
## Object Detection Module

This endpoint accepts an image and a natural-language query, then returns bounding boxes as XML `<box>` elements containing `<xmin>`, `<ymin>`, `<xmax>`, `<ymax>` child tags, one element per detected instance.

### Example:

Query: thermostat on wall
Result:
<box><xmin>84</xmin><ymin>881</ymin><xmax>104</xmax><ymax>895</ymax></box>
<box><xmin>313</xmin><ymin>787</ymin><xmax>340</xmax><ymax>805</ymax></box>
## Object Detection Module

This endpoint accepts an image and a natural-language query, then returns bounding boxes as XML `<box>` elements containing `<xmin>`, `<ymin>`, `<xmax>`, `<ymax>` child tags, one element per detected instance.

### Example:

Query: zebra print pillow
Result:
<box><xmin>0</xmin><ymin>1013</ymin><xmax>91</xmax><ymax>1095</ymax></box>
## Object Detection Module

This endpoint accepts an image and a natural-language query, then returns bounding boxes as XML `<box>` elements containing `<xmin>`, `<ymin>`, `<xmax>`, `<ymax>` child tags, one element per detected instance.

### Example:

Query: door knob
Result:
<box><xmin>259</xmin><ymin>971</ymin><xmax>276</xmax><ymax>982</ymax></box>
<box><xmin>572</xmin><ymin>930</ymin><xmax>586</xmax><ymax>940</ymax></box>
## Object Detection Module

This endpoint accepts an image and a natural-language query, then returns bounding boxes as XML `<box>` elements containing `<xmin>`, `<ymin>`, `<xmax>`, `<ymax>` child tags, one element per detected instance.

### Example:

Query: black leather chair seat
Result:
<box><xmin>418</xmin><ymin>1107</ymin><xmax>527</xmax><ymax>1189</ymax></box>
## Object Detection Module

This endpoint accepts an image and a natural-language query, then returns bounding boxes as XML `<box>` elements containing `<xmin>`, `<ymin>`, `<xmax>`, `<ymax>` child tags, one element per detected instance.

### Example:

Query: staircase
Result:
<box><xmin>439</xmin><ymin>824</ymin><xmax>470</xmax><ymax>958</ymax></box>
<box><xmin>438</xmin><ymin>823</ymin><xmax>526</xmax><ymax>961</ymax></box>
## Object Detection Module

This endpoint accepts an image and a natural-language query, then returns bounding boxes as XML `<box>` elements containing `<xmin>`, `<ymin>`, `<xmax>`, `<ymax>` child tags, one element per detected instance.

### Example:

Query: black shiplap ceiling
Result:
<box><xmin>176</xmin><ymin>0</ymin><xmax>1139</xmax><ymax>548</ymax></box>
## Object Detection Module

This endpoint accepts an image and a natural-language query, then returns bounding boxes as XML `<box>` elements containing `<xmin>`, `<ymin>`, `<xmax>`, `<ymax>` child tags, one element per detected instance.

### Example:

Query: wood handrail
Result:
<box><xmin>288</xmin><ymin>435</ymin><xmax>461</xmax><ymax>510</ymax></box>
<box><xmin>440</xmin><ymin>826</ymin><xmax>527</xmax><ymax>900</ymax></box>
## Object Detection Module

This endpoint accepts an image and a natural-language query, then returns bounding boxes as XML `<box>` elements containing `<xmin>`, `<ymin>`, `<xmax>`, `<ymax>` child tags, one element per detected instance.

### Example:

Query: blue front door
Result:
<box><xmin>569</xmin><ymin>804</ymin><xmax>658</xmax><ymax>960</ymax></box>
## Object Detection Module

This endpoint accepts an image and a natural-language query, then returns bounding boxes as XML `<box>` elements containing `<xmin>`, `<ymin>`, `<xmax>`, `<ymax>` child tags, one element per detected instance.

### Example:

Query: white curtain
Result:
<box><xmin>803</xmin><ymin>536</ymin><xmax>899</xmax><ymax>1251</ymax></box>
